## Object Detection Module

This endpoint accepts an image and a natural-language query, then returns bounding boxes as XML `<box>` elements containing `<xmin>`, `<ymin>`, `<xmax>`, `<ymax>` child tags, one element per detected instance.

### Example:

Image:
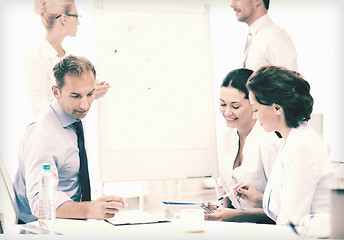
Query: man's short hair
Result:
<box><xmin>53</xmin><ymin>55</ymin><xmax>96</xmax><ymax>90</ymax></box>
<box><xmin>263</xmin><ymin>0</ymin><xmax>270</xmax><ymax>10</ymax></box>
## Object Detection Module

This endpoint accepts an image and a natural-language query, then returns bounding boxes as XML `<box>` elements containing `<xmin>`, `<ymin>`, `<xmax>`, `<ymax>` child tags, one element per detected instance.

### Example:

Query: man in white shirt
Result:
<box><xmin>13</xmin><ymin>55</ymin><xmax>125</xmax><ymax>223</ymax></box>
<box><xmin>231</xmin><ymin>0</ymin><xmax>298</xmax><ymax>71</ymax></box>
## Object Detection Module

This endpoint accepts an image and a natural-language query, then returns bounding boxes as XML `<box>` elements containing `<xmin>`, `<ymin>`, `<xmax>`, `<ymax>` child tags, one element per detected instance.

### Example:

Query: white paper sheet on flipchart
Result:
<box><xmin>106</xmin><ymin>210</ymin><xmax>170</xmax><ymax>226</ymax></box>
<box><xmin>94</xmin><ymin>5</ymin><xmax>218</xmax><ymax>182</ymax></box>
<box><xmin>97</xmin><ymin>10</ymin><xmax>213</xmax><ymax>152</ymax></box>
<box><xmin>220</xmin><ymin>176</ymin><xmax>242</xmax><ymax>210</ymax></box>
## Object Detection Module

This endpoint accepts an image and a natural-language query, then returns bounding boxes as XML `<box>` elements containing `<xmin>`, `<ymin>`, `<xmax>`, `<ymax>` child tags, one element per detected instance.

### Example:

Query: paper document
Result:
<box><xmin>220</xmin><ymin>176</ymin><xmax>242</xmax><ymax>210</ymax></box>
<box><xmin>226</xmin><ymin>191</ymin><xmax>242</xmax><ymax>210</ymax></box>
<box><xmin>162</xmin><ymin>201</ymin><xmax>200</xmax><ymax>206</ymax></box>
<box><xmin>105</xmin><ymin>210</ymin><xmax>170</xmax><ymax>226</ymax></box>
<box><xmin>162</xmin><ymin>201</ymin><xmax>213</xmax><ymax>213</ymax></box>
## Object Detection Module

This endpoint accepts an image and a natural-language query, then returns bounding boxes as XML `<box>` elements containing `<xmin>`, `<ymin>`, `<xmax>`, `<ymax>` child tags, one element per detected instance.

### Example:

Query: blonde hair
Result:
<box><xmin>34</xmin><ymin>0</ymin><xmax>75</xmax><ymax>30</ymax></box>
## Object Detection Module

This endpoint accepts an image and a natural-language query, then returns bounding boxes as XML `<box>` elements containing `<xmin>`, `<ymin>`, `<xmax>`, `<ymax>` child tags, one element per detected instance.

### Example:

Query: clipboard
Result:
<box><xmin>162</xmin><ymin>201</ymin><xmax>214</xmax><ymax>213</ymax></box>
<box><xmin>220</xmin><ymin>176</ymin><xmax>243</xmax><ymax>210</ymax></box>
<box><xmin>105</xmin><ymin>210</ymin><xmax>170</xmax><ymax>226</ymax></box>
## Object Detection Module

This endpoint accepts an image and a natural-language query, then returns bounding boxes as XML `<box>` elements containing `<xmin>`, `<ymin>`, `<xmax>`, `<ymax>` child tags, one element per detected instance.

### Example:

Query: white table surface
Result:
<box><xmin>1</xmin><ymin>211</ymin><xmax>299</xmax><ymax>240</ymax></box>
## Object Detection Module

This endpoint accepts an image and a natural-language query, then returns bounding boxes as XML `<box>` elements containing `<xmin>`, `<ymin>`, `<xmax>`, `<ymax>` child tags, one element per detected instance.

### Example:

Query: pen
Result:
<box><xmin>218</xmin><ymin>192</ymin><xmax>243</xmax><ymax>210</ymax></box>
<box><xmin>208</xmin><ymin>204</ymin><xmax>223</xmax><ymax>207</ymax></box>
<box><xmin>288</xmin><ymin>221</ymin><xmax>300</xmax><ymax>236</ymax></box>
<box><xmin>218</xmin><ymin>192</ymin><xmax>230</xmax><ymax>201</ymax></box>
<box><xmin>95</xmin><ymin>190</ymin><xmax>129</xmax><ymax>208</ymax></box>
<box><xmin>107</xmin><ymin>199</ymin><xmax>129</xmax><ymax>208</ymax></box>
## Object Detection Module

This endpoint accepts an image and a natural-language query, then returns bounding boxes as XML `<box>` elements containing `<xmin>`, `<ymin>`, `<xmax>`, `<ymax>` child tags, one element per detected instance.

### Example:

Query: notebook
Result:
<box><xmin>105</xmin><ymin>210</ymin><xmax>170</xmax><ymax>226</ymax></box>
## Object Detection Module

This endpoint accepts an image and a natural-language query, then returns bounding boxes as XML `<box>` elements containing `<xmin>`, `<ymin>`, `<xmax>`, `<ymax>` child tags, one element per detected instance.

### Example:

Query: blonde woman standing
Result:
<box><xmin>24</xmin><ymin>0</ymin><xmax>109</xmax><ymax>120</ymax></box>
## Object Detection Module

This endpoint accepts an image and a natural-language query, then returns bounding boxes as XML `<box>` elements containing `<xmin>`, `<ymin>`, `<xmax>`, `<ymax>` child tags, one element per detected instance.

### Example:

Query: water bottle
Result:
<box><xmin>38</xmin><ymin>164</ymin><xmax>56</xmax><ymax>234</ymax></box>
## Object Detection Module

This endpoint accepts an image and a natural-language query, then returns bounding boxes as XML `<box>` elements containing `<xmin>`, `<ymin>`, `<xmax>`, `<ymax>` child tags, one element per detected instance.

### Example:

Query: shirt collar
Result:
<box><xmin>248</xmin><ymin>13</ymin><xmax>271</xmax><ymax>36</ymax></box>
<box><xmin>285</xmin><ymin>121</ymin><xmax>308</xmax><ymax>142</ymax></box>
<box><xmin>51</xmin><ymin>100</ymin><xmax>78</xmax><ymax>128</ymax></box>
<box><xmin>246</xmin><ymin>120</ymin><xmax>259</xmax><ymax>141</ymax></box>
<box><xmin>39</xmin><ymin>37</ymin><xmax>59</xmax><ymax>61</ymax></box>
<box><xmin>235</xmin><ymin>119</ymin><xmax>259</xmax><ymax>136</ymax></box>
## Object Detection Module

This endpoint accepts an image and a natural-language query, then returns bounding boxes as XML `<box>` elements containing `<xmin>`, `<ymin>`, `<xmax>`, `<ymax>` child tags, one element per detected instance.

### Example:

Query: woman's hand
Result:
<box><xmin>204</xmin><ymin>200</ymin><xmax>220</xmax><ymax>212</ymax></box>
<box><xmin>232</xmin><ymin>182</ymin><xmax>263</xmax><ymax>208</ymax></box>
<box><xmin>204</xmin><ymin>208</ymin><xmax>240</xmax><ymax>222</ymax></box>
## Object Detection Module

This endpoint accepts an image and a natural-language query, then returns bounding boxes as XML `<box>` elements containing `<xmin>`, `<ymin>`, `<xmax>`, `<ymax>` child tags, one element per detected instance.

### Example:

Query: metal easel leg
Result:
<box><xmin>214</xmin><ymin>177</ymin><xmax>221</xmax><ymax>199</ymax></box>
<box><xmin>139</xmin><ymin>181</ymin><xmax>144</xmax><ymax>210</ymax></box>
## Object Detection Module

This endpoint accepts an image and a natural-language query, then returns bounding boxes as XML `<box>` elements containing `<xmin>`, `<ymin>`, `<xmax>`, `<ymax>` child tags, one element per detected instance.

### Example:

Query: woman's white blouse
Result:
<box><xmin>23</xmin><ymin>37</ymin><xmax>63</xmax><ymax>120</ymax></box>
<box><xmin>218</xmin><ymin>121</ymin><xmax>281</xmax><ymax>210</ymax></box>
<box><xmin>263</xmin><ymin>122</ymin><xmax>333</xmax><ymax>225</ymax></box>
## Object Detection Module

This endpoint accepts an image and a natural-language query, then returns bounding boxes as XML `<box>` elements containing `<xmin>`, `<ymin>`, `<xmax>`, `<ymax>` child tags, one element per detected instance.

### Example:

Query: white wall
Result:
<box><xmin>0</xmin><ymin>0</ymin><xmax>97</xmax><ymax>181</ymax></box>
<box><xmin>1</xmin><ymin>1</ymin><xmax>43</xmax><ymax>179</ymax></box>
<box><xmin>209</xmin><ymin>0</ymin><xmax>344</xmax><ymax>162</ymax></box>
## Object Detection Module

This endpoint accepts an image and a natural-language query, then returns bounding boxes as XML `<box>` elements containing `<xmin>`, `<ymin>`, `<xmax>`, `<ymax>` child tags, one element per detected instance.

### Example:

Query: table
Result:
<box><xmin>2</xmin><ymin>215</ymin><xmax>299</xmax><ymax>240</ymax></box>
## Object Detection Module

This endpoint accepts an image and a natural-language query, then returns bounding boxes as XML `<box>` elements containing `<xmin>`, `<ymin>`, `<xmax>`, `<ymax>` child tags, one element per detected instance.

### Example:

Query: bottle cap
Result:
<box><xmin>42</xmin><ymin>164</ymin><xmax>50</xmax><ymax>170</ymax></box>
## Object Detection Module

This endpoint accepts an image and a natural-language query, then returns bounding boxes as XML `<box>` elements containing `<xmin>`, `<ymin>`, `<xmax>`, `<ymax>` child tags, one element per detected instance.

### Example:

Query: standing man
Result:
<box><xmin>231</xmin><ymin>0</ymin><xmax>298</xmax><ymax>71</ymax></box>
<box><xmin>13</xmin><ymin>55</ymin><xmax>125</xmax><ymax>223</ymax></box>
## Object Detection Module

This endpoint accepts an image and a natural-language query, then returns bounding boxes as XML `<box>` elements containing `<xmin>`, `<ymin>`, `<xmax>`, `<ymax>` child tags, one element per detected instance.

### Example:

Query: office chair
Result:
<box><xmin>0</xmin><ymin>154</ymin><xmax>17</xmax><ymax>228</ymax></box>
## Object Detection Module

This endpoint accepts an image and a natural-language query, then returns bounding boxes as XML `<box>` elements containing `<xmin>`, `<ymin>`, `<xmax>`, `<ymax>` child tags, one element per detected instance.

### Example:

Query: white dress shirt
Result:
<box><xmin>218</xmin><ymin>121</ymin><xmax>281</xmax><ymax>210</ymax></box>
<box><xmin>243</xmin><ymin>13</ymin><xmax>298</xmax><ymax>71</ymax></box>
<box><xmin>263</xmin><ymin>122</ymin><xmax>333</xmax><ymax>225</ymax></box>
<box><xmin>23</xmin><ymin>37</ymin><xmax>65</xmax><ymax>120</ymax></box>
<box><xmin>13</xmin><ymin>100</ymin><xmax>82</xmax><ymax>223</ymax></box>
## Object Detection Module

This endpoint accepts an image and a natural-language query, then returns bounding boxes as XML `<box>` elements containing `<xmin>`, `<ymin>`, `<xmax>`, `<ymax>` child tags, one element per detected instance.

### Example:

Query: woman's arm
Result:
<box><xmin>205</xmin><ymin>208</ymin><xmax>273</xmax><ymax>223</ymax></box>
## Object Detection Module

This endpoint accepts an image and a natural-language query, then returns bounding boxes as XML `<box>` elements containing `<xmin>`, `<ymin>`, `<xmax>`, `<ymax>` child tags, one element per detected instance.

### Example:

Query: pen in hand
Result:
<box><xmin>218</xmin><ymin>191</ymin><xmax>243</xmax><ymax>210</ymax></box>
<box><xmin>95</xmin><ymin>190</ymin><xmax>129</xmax><ymax>208</ymax></box>
<box><xmin>232</xmin><ymin>183</ymin><xmax>249</xmax><ymax>199</ymax></box>
<box><xmin>208</xmin><ymin>204</ymin><xmax>222</xmax><ymax>207</ymax></box>
<box><xmin>218</xmin><ymin>193</ymin><xmax>230</xmax><ymax>201</ymax></box>
<box><xmin>106</xmin><ymin>197</ymin><xmax>129</xmax><ymax>209</ymax></box>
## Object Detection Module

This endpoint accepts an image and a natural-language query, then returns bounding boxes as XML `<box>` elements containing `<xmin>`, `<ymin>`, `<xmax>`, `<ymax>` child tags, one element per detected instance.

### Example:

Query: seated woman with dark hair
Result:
<box><xmin>233</xmin><ymin>65</ymin><xmax>333</xmax><ymax>225</ymax></box>
<box><xmin>205</xmin><ymin>68</ymin><xmax>281</xmax><ymax>223</ymax></box>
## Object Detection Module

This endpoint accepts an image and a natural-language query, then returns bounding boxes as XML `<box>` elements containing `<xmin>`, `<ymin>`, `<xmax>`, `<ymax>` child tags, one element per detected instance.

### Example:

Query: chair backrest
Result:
<box><xmin>0</xmin><ymin>154</ymin><xmax>17</xmax><ymax>226</ymax></box>
<box><xmin>309</xmin><ymin>113</ymin><xmax>323</xmax><ymax>138</ymax></box>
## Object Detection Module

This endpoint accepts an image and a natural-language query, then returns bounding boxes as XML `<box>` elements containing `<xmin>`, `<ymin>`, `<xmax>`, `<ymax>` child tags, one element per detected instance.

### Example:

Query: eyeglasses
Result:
<box><xmin>56</xmin><ymin>14</ymin><xmax>81</xmax><ymax>19</ymax></box>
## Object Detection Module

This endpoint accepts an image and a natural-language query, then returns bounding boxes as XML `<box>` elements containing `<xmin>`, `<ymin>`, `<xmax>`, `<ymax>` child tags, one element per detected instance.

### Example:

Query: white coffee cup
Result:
<box><xmin>173</xmin><ymin>209</ymin><xmax>205</xmax><ymax>233</ymax></box>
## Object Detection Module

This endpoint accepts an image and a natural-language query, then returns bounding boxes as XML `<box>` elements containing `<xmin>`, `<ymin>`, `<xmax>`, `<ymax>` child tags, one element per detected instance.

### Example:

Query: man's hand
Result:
<box><xmin>85</xmin><ymin>195</ymin><xmax>127</xmax><ymax>220</ymax></box>
<box><xmin>56</xmin><ymin>195</ymin><xmax>127</xmax><ymax>220</ymax></box>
